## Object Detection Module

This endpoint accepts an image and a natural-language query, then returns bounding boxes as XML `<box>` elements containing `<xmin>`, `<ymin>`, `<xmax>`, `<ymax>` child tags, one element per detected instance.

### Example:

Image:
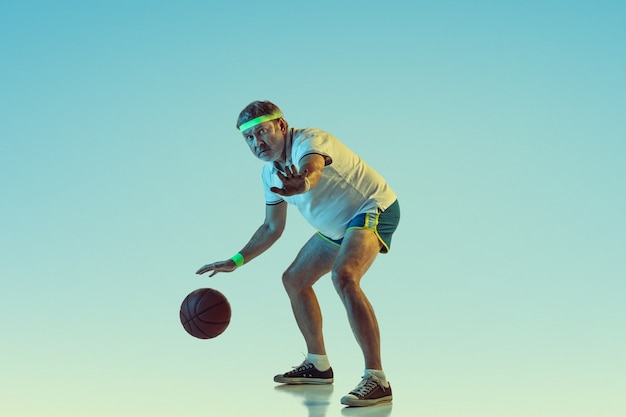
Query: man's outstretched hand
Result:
<box><xmin>270</xmin><ymin>164</ymin><xmax>309</xmax><ymax>196</ymax></box>
<box><xmin>196</xmin><ymin>260</ymin><xmax>236</xmax><ymax>277</ymax></box>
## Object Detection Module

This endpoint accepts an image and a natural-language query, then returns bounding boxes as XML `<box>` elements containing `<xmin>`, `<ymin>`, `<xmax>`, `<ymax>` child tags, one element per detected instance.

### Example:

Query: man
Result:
<box><xmin>196</xmin><ymin>100</ymin><xmax>400</xmax><ymax>407</ymax></box>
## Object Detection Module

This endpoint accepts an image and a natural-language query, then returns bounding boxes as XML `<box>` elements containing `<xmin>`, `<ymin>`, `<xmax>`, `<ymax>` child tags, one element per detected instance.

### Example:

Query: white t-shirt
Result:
<box><xmin>262</xmin><ymin>128</ymin><xmax>397</xmax><ymax>240</ymax></box>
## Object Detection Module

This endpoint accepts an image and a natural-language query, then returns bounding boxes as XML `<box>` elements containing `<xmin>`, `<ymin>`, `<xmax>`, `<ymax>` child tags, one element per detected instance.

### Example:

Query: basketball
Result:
<box><xmin>180</xmin><ymin>288</ymin><xmax>231</xmax><ymax>339</ymax></box>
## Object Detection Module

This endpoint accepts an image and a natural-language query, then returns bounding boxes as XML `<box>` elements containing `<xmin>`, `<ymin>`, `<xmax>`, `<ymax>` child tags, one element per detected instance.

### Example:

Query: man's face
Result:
<box><xmin>241</xmin><ymin>119</ymin><xmax>286</xmax><ymax>163</ymax></box>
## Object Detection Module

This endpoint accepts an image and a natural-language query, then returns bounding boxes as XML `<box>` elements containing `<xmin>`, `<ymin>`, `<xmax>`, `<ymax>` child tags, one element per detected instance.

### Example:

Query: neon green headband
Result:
<box><xmin>239</xmin><ymin>112</ymin><xmax>283</xmax><ymax>132</ymax></box>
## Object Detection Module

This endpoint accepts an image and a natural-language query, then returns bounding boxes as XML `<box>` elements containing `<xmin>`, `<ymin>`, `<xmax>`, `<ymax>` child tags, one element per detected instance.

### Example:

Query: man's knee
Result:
<box><xmin>331</xmin><ymin>265</ymin><xmax>359</xmax><ymax>294</ymax></box>
<box><xmin>282</xmin><ymin>267</ymin><xmax>315</xmax><ymax>294</ymax></box>
<box><xmin>282</xmin><ymin>268</ymin><xmax>299</xmax><ymax>293</ymax></box>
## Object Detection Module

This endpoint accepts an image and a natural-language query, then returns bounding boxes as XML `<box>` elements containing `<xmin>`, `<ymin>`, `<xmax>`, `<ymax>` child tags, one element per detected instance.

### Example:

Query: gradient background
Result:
<box><xmin>1</xmin><ymin>1</ymin><xmax>625</xmax><ymax>416</ymax></box>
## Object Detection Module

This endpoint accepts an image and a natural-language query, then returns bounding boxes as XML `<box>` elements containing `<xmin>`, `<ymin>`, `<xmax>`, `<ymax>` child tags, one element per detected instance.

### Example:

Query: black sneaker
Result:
<box><xmin>341</xmin><ymin>374</ymin><xmax>393</xmax><ymax>407</ymax></box>
<box><xmin>274</xmin><ymin>360</ymin><xmax>334</xmax><ymax>385</ymax></box>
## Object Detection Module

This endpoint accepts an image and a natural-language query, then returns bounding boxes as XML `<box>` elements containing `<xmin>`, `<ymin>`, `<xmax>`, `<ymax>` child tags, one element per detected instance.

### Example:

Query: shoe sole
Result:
<box><xmin>274</xmin><ymin>376</ymin><xmax>334</xmax><ymax>385</ymax></box>
<box><xmin>341</xmin><ymin>395</ymin><xmax>393</xmax><ymax>407</ymax></box>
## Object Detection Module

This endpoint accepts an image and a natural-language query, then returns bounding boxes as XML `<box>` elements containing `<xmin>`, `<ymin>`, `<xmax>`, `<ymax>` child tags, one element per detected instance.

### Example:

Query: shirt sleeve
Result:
<box><xmin>292</xmin><ymin>129</ymin><xmax>334</xmax><ymax>169</ymax></box>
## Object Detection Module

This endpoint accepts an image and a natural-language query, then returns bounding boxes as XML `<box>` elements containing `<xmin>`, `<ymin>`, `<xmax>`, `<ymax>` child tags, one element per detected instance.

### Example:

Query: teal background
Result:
<box><xmin>1</xmin><ymin>1</ymin><xmax>624</xmax><ymax>416</ymax></box>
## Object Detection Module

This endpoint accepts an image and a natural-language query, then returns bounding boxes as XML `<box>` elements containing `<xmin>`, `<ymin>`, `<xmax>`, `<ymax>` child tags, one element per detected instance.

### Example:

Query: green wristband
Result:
<box><xmin>231</xmin><ymin>252</ymin><xmax>244</xmax><ymax>268</ymax></box>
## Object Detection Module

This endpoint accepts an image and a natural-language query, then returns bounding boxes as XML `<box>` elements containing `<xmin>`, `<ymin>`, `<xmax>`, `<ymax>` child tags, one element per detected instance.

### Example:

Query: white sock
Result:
<box><xmin>364</xmin><ymin>369</ymin><xmax>389</xmax><ymax>387</ymax></box>
<box><xmin>306</xmin><ymin>353</ymin><xmax>331</xmax><ymax>371</ymax></box>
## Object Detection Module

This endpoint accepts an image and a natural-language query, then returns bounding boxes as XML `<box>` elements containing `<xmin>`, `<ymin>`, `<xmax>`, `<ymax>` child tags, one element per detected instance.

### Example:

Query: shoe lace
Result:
<box><xmin>291</xmin><ymin>360</ymin><xmax>314</xmax><ymax>373</ymax></box>
<box><xmin>352</xmin><ymin>374</ymin><xmax>384</xmax><ymax>396</ymax></box>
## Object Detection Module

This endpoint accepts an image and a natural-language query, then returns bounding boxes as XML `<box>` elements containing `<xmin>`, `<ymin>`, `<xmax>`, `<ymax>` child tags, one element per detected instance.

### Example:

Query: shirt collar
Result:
<box><xmin>273</xmin><ymin>128</ymin><xmax>293</xmax><ymax>173</ymax></box>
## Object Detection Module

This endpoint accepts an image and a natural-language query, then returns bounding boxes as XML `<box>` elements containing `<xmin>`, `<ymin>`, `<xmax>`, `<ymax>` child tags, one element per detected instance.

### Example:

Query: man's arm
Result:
<box><xmin>196</xmin><ymin>201</ymin><xmax>287</xmax><ymax>277</ymax></box>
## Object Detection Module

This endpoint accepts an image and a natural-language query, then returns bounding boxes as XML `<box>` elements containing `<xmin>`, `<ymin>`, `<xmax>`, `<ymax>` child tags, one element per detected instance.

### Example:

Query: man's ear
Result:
<box><xmin>277</xmin><ymin>118</ymin><xmax>287</xmax><ymax>134</ymax></box>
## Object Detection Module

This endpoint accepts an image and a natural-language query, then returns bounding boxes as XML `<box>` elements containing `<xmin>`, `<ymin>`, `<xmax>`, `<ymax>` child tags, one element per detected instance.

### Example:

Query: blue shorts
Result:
<box><xmin>317</xmin><ymin>200</ymin><xmax>400</xmax><ymax>253</ymax></box>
